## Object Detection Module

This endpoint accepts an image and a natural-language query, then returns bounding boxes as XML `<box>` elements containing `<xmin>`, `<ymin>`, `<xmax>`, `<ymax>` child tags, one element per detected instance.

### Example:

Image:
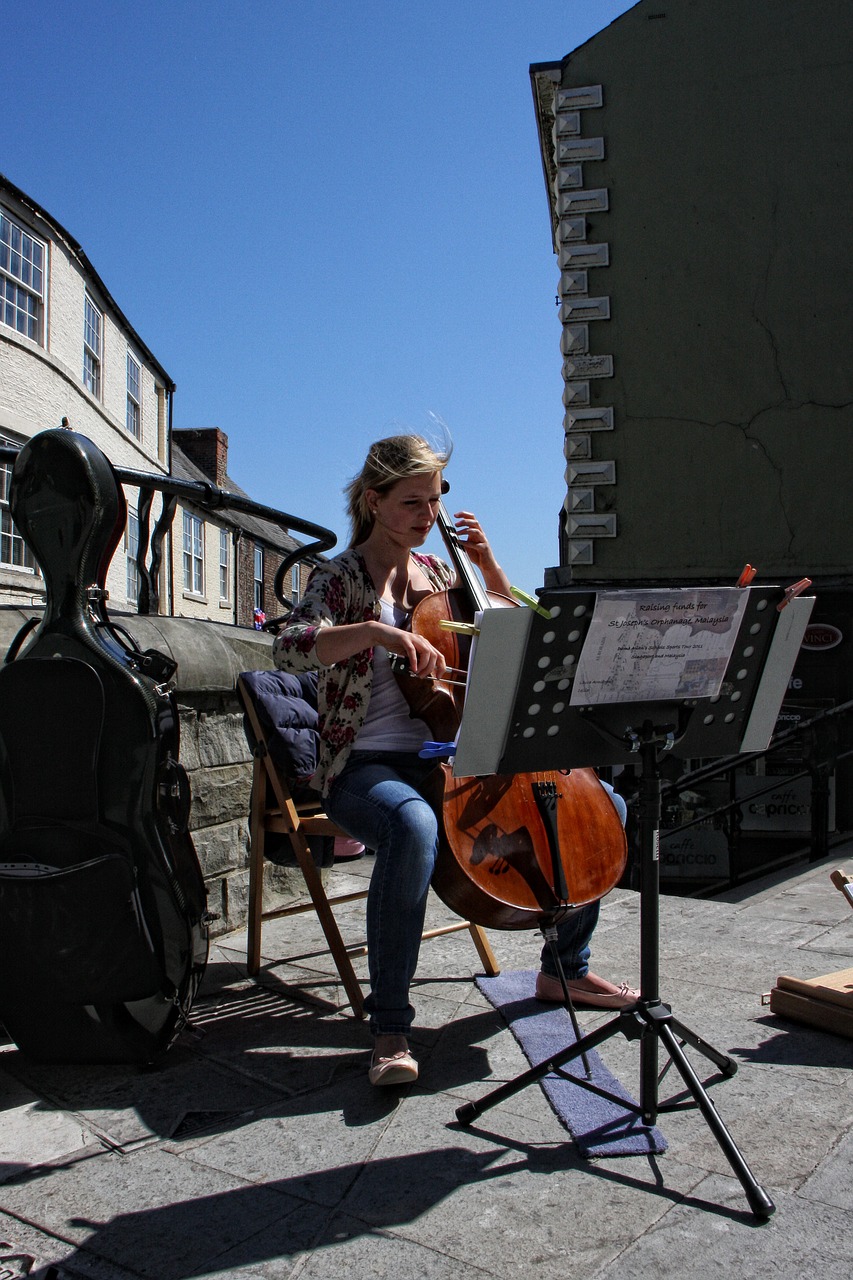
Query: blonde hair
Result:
<box><xmin>345</xmin><ymin>433</ymin><xmax>451</xmax><ymax>545</ymax></box>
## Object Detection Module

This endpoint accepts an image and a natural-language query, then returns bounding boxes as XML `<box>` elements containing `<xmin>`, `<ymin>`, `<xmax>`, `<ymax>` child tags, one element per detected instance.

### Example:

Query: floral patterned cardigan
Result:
<box><xmin>272</xmin><ymin>546</ymin><xmax>452</xmax><ymax>796</ymax></box>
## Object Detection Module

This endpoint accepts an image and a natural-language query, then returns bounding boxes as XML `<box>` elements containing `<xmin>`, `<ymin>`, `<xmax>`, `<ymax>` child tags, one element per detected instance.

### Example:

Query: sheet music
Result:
<box><xmin>570</xmin><ymin>588</ymin><xmax>749</xmax><ymax>705</ymax></box>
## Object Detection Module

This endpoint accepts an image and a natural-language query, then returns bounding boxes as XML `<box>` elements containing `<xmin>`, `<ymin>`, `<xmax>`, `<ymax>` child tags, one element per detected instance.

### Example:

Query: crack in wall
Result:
<box><xmin>751</xmin><ymin>190</ymin><xmax>793</xmax><ymax>403</ymax></box>
<box><xmin>623</xmin><ymin>399</ymin><xmax>853</xmax><ymax>558</ymax></box>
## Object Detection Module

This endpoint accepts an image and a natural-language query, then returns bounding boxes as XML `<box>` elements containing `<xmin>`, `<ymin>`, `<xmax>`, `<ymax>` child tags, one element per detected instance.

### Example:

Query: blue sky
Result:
<box><xmin>3</xmin><ymin>1</ymin><xmax>636</xmax><ymax>593</ymax></box>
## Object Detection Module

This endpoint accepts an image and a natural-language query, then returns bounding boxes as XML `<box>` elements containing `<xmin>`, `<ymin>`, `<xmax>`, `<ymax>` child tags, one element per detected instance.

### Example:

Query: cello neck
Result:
<box><xmin>435</xmin><ymin>501</ymin><xmax>491</xmax><ymax>614</ymax></box>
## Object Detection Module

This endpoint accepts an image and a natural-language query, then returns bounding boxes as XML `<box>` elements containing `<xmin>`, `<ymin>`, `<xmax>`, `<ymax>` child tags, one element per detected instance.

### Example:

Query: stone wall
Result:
<box><xmin>0</xmin><ymin>606</ymin><xmax>306</xmax><ymax>937</ymax></box>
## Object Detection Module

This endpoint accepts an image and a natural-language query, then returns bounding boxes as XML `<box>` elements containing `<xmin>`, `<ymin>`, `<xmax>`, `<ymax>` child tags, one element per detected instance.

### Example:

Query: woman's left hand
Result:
<box><xmin>453</xmin><ymin>510</ymin><xmax>492</xmax><ymax>568</ymax></box>
<box><xmin>453</xmin><ymin>510</ymin><xmax>512</xmax><ymax>595</ymax></box>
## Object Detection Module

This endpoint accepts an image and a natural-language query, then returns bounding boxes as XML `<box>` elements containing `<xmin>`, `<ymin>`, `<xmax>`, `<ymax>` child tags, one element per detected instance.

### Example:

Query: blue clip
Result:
<box><xmin>419</xmin><ymin>740</ymin><xmax>456</xmax><ymax>759</ymax></box>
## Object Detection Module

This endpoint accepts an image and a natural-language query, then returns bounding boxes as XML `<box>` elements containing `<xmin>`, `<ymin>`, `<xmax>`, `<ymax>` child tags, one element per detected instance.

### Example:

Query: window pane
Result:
<box><xmin>219</xmin><ymin>529</ymin><xmax>229</xmax><ymax>599</ymax></box>
<box><xmin>127</xmin><ymin>353</ymin><xmax>140</xmax><ymax>398</ymax></box>
<box><xmin>0</xmin><ymin>454</ymin><xmax>36</xmax><ymax>572</ymax></box>
<box><xmin>82</xmin><ymin>297</ymin><xmax>102</xmax><ymax>397</ymax></box>
<box><xmin>126</xmin><ymin>355</ymin><xmax>141</xmax><ymax>437</ymax></box>
<box><xmin>0</xmin><ymin>211</ymin><xmax>45</xmax><ymax>347</ymax></box>
<box><xmin>182</xmin><ymin>512</ymin><xmax>204</xmax><ymax>594</ymax></box>
<box><xmin>126</xmin><ymin>510</ymin><xmax>140</xmax><ymax>603</ymax></box>
<box><xmin>84</xmin><ymin>297</ymin><xmax>101</xmax><ymax>356</ymax></box>
<box><xmin>127</xmin><ymin>399</ymin><xmax>140</xmax><ymax>437</ymax></box>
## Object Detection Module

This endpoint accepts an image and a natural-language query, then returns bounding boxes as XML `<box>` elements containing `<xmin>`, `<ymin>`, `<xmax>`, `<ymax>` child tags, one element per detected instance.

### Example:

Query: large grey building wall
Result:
<box><xmin>538</xmin><ymin>0</ymin><xmax>853</xmax><ymax>584</ymax></box>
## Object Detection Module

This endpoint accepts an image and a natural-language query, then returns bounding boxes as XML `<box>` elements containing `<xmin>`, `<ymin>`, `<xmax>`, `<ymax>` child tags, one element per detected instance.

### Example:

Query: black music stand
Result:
<box><xmin>451</xmin><ymin>583</ymin><xmax>815</xmax><ymax>1220</ymax></box>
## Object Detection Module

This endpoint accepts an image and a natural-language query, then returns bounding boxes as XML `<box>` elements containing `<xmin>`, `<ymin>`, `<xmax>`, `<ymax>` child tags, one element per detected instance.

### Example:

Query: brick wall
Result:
<box><xmin>172</xmin><ymin>428</ymin><xmax>228</xmax><ymax>487</ymax></box>
<box><xmin>236</xmin><ymin>535</ymin><xmax>255</xmax><ymax>628</ymax></box>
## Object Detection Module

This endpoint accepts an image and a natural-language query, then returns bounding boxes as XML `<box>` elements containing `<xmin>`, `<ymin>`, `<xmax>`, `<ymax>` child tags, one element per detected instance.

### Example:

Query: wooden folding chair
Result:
<box><xmin>237</xmin><ymin>672</ymin><xmax>499</xmax><ymax>1018</ymax></box>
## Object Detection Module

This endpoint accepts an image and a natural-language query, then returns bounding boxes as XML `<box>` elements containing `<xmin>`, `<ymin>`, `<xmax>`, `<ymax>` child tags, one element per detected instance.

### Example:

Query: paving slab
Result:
<box><xmin>296</xmin><ymin>1212</ymin><xmax>499</xmax><ymax>1280</ymax></box>
<box><xmin>1</xmin><ymin>1039</ymin><xmax>285</xmax><ymax>1152</ymax></box>
<box><xmin>0</xmin><ymin>846</ymin><xmax>849</xmax><ymax>1280</ymax></box>
<box><xmin>594</xmin><ymin>1171</ymin><xmax>853</xmax><ymax>1280</ymax></box>
<box><xmin>0</xmin><ymin>1210</ymin><xmax>141</xmax><ymax>1280</ymax></box>
<box><xmin>0</xmin><ymin>1061</ymin><xmax>101</xmax><ymax>1183</ymax></box>
<box><xmin>798</xmin><ymin>1127</ymin><xmax>853</xmax><ymax>1212</ymax></box>
<box><xmin>169</xmin><ymin>1087</ymin><xmax>403</xmax><ymax>1209</ymax></box>
<box><xmin>0</xmin><ymin>1146</ymin><xmax>318</xmax><ymax>1280</ymax></box>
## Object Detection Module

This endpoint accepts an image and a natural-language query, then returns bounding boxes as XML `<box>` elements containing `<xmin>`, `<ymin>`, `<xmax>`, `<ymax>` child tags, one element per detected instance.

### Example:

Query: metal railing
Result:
<box><xmin>0</xmin><ymin>441</ymin><xmax>337</xmax><ymax>621</ymax></box>
<box><xmin>651</xmin><ymin>698</ymin><xmax>853</xmax><ymax>889</ymax></box>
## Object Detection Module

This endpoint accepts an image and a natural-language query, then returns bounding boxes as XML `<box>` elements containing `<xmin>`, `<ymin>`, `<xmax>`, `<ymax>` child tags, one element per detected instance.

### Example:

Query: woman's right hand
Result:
<box><xmin>379</xmin><ymin>625</ymin><xmax>447</xmax><ymax>681</ymax></box>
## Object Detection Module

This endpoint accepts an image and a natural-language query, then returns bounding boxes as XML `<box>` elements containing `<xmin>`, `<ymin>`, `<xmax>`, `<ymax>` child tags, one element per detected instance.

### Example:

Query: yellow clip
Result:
<box><xmin>510</xmin><ymin>586</ymin><xmax>552</xmax><ymax>619</ymax></box>
<box><xmin>439</xmin><ymin>619</ymin><xmax>479</xmax><ymax>636</ymax></box>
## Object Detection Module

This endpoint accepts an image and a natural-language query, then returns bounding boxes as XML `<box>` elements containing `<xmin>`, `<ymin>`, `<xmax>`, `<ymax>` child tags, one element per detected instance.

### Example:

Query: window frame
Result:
<box><xmin>182</xmin><ymin>510</ymin><xmax>205</xmax><ymax>596</ymax></box>
<box><xmin>253</xmin><ymin>545</ymin><xmax>263</xmax><ymax>611</ymax></box>
<box><xmin>0</xmin><ymin>206</ymin><xmax>46</xmax><ymax>345</ymax></box>
<box><xmin>219</xmin><ymin>527</ymin><xmax>231</xmax><ymax>602</ymax></box>
<box><xmin>0</xmin><ymin>434</ymin><xmax>38</xmax><ymax>572</ymax></box>
<box><xmin>83</xmin><ymin>293</ymin><xmax>103</xmax><ymax>399</ymax></box>
<box><xmin>125</xmin><ymin>507</ymin><xmax>141</xmax><ymax>605</ymax></box>
<box><xmin>126</xmin><ymin>351</ymin><xmax>142</xmax><ymax>439</ymax></box>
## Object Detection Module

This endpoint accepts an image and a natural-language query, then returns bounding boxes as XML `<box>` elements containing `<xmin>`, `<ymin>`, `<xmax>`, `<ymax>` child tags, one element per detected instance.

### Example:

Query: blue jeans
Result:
<box><xmin>325</xmin><ymin>751</ymin><xmax>439</xmax><ymax>1036</ymax></box>
<box><xmin>540</xmin><ymin>781</ymin><xmax>628</xmax><ymax>981</ymax></box>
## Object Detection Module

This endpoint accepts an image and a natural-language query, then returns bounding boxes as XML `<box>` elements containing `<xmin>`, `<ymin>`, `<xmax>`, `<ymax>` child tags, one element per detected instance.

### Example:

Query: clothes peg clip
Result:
<box><xmin>736</xmin><ymin>564</ymin><xmax>757</xmax><ymax>587</ymax></box>
<box><xmin>777</xmin><ymin>577</ymin><xmax>812</xmax><ymax>610</ymax></box>
<box><xmin>418</xmin><ymin>741</ymin><xmax>456</xmax><ymax>760</ymax></box>
<box><xmin>509</xmin><ymin>586</ymin><xmax>553</xmax><ymax>619</ymax></box>
<box><xmin>439</xmin><ymin>619</ymin><xmax>479</xmax><ymax>636</ymax></box>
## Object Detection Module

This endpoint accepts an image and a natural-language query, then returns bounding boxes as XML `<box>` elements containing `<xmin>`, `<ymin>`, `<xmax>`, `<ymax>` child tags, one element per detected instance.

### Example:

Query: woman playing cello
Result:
<box><xmin>272</xmin><ymin>434</ymin><xmax>636</xmax><ymax>1086</ymax></box>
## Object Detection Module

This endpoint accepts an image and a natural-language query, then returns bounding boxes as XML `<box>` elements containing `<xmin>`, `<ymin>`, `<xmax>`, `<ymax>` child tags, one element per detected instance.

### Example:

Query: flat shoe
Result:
<box><xmin>368</xmin><ymin>1049</ymin><xmax>419</xmax><ymax>1087</ymax></box>
<box><xmin>535</xmin><ymin>973</ymin><xmax>639</xmax><ymax>1010</ymax></box>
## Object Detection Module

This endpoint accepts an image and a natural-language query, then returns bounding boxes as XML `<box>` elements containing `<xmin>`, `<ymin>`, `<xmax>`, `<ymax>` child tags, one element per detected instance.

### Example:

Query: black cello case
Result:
<box><xmin>0</xmin><ymin>429</ymin><xmax>209</xmax><ymax>1062</ymax></box>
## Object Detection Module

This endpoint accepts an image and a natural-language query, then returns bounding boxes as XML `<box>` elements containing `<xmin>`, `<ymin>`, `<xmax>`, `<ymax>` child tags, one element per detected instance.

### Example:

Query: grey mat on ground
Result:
<box><xmin>476</xmin><ymin>970</ymin><xmax>667</xmax><ymax>1157</ymax></box>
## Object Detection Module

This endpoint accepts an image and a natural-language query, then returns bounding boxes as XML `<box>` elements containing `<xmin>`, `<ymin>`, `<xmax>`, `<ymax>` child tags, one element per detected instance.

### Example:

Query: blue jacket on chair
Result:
<box><xmin>239</xmin><ymin>669</ymin><xmax>334</xmax><ymax>868</ymax></box>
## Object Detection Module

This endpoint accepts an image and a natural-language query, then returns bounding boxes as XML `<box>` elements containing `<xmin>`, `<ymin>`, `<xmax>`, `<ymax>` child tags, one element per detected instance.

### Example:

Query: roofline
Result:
<box><xmin>529</xmin><ymin>4</ymin><xmax>644</xmax><ymax>250</ymax></box>
<box><xmin>529</xmin><ymin>63</ymin><xmax>563</xmax><ymax>252</ymax></box>
<box><xmin>0</xmin><ymin>171</ymin><xmax>176</xmax><ymax>393</ymax></box>
<box><xmin>169</xmin><ymin>441</ymin><xmax>329</xmax><ymax>562</ymax></box>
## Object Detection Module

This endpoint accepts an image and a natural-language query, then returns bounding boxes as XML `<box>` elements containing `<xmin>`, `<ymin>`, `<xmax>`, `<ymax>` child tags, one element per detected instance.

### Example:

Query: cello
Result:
<box><xmin>399</xmin><ymin>498</ymin><xmax>628</xmax><ymax>931</ymax></box>
<box><xmin>0</xmin><ymin>429</ymin><xmax>209</xmax><ymax>1063</ymax></box>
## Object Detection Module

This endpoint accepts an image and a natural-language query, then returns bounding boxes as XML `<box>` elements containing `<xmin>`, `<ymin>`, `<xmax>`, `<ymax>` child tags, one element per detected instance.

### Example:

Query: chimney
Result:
<box><xmin>173</xmin><ymin>428</ymin><xmax>229</xmax><ymax>487</ymax></box>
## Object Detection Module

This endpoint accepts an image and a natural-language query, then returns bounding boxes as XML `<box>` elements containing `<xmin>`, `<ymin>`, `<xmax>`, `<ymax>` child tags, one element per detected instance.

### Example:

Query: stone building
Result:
<box><xmin>1</xmin><ymin>174</ymin><xmax>323</xmax><ymax>628</ymax></box>
<box><xmin>1</xmin><ymin>175</ymin><xmax>331</xmax><ymax>927</ymax></box>
<box><xmin>530</xmin><ymin>0</ymin><xmax>853</xmax><ymax>865</ymax></box>
<box><xmin>530</xmin><ymin>0</ymin><xmax>852</xmax><ymax>587</ymax></box>
<box><xmin>1</xmin><ymin>172</ymin><xmax>173</xmax><ymax>612</ymax></box>
<box><xmin>171</xmin><ymin>426</ymin><xmax>318</xmax><ymax>629</ymax></box>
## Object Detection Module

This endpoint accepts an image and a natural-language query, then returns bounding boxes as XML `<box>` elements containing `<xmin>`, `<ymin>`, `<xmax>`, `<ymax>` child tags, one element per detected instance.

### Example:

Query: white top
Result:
<box><xmin>355</xmin><ymin>598</ymin><xmax>431</xmax><ymax>752</ymax></box>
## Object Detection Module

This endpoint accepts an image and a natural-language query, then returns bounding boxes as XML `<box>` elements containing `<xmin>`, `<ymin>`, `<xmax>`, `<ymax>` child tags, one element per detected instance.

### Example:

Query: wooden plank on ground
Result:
<box><xmin>775</xmin><ymin>967</ymin><xmax>853</xmax><ymax>1009</ymax></box>
<box><xmin>768</xmin><ymin>985</ymin><xmax>853</xmax><ymax>1038</ymax></box>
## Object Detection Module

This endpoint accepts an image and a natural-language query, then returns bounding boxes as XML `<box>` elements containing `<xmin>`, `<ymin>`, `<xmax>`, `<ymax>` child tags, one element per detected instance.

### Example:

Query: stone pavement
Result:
<box><xmin>1</xmin><ymin>846</ymin><xmax>851</xmax><ymax>1279</ymax></box>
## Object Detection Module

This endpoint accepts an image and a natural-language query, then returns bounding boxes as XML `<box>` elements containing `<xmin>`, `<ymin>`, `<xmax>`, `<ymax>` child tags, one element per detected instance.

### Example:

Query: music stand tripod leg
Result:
<box><xmin>665</xmin><ymin>1015</ymin><xmax>738</xmax><ymax>1077</ymax></box>
<box><xmin>656</xmin><ymin>1014</ymin><xmax>776</xmax><ymax>1220</ymax></box>
<box><xmin>632</xmin><ymin>735</ymin><xmax>774</xmax><ymax>1219</ymax></box>
<box><xmin>455</xmin><ymin>1011</ymin><xmax>628</xmax><ymax>1126</ymax></box>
